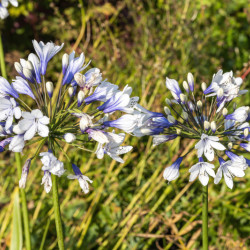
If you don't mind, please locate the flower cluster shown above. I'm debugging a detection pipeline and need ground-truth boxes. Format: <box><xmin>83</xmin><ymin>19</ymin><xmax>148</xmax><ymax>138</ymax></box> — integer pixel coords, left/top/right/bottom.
<box><xmin>0</xmin><ymin>40</ymin><xmax>136</xmax><ymax>193</ymax></box>
<box><xmin>105</xmin><ymin>70</ymin><xmax>249</xmax><ymax>189</ymax></box>
<box><xmin>0</xmin><ymin>0</ymin><xmax>18</xmax><ymax>19</ymax></box>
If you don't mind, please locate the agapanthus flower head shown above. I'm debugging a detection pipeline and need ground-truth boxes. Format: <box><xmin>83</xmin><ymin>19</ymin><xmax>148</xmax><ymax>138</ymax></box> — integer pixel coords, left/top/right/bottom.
<box><xmin>133</xmin><ymin>70</ymin><xmax>249</xmax><ymax>188</ymax></box>
<box><xmin>0</xmin><ymin>40</ymin><xmax>136</xmax><ymax>194</ymax></box>
<box><xmin>0</xmin><ymin>0</ymin><xmax>18</xmax><ymax>19</ymax></box>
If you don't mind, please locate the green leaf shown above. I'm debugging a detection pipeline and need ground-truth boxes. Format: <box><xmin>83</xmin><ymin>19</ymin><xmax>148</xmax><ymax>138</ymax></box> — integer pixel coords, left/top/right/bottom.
<box><xmin>10</xmin><ymin>188</ymin><xmax>23</xmax><ymax>250</ymax></box>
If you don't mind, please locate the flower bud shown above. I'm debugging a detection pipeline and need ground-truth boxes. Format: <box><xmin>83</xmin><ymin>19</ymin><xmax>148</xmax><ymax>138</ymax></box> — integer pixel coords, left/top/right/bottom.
<box><xmin>183</xmin><ymin>81</ymin><xmax>189</xmax><ymax>93</ymax></box>
<box><xmin>201</xmin><ymin>82</ymin><xmax>207</xmax><ymax>92</ymax></box>
<box><xmin>222</xmin><ymin>108</ymin><xmax>228</xmax><ymax>116</ymax></box>
<box><xmin>197</xmin><ymin>100</ymin><xmax>202</xmax><ymax>109</ymax></box>
<box><xmin>217</xmin><ymin>88</ymin><xmax>224</xmax><ymax>98</ymax></box>
<box><xmin>182</xmin><ymin>111</ymin><xmax>188</xmax><ymax>120</ymax></box>
<box><xmin>26</xmin><ymin>60</ymin><xmax>34</xmax><ymax>71</ymax></box>
<box><xmin>74</xmin><ymin>73</ymin><xmax>86</xmax><ymax>88</ymax></box>
<box><xmin>77</xmin><ymin>90</ymin><xmax>85</xmax><ymax>107</ymax></box>
<box><xmin>23</xmin><ymin>68</ymin><xmax>33</xmax><ymax>82</ymax></box>
<box><xmin>165</xmin><ymin>98</ymin><xmax>172</xmax><ymax>106</ymax></box>
<box><xmin>68</xmin><ymin>87</ymin><xmax>74</xmax><ymax>97</ymax></box>
<box><xmin>211</xmin><ymin>121</ymin><xmax>216</xmax><ymax>133</ymax></box>
<box><xmin>188</xmin><ymin>101</ymin><xmax>194</xmax><ymax>111</ymax></box>
<box><xmin>164</xmin><ymin>106</ymin><xmax>171</xmax><ymax>115</ymax></box>
<box><xmin>19</xmin><ymin>158</ymin><xmax>31</xmax><ymax>189</ymax></box>
<box><xmin>187</xmin><ymin>72</ymin><xmax>194</xmax><ymax>92</ymax></box>
<box><xmin>233</xmin><ymin>103</ymin><xmax>237</xmax><ymax>110</ymax></box>
<box><xmin>46</xmin><ymin>81</ymin><xmax>54</xmax><ymax>98</ymax></box>
<box><xmin>80</xmin><ymin>114</ymin><xmax>92</xmax><ymax>131</ymax></box>
<box><xmin>176</xmin><ymin>128</ymin><xmax>181</xmax><ymax>135</ymax></box>
<box><xmin>14</xmin><ymin>62</ymin><xmax>23</xmax><ymax>74</ymax></box>
<box><xmin>180</xmin><ymin>93</ymin><xmax>187</xmax><ymax>103</ymax></box>
<box><xmin>64</xmin><ymin>133</ymin><xmax>76</xmax><ymax>143</ymax></box>
<box><xmin>244</xmin><ymin>128</ymin><xmax>249</xmax><ymax>138</ymax></box>
<box><xmin>0</xmin><ymin>125</ymin><xmax>4</xmax><ymax>134</ymax></box>
<box><xmin>168</xmin><ymin>115</ymin><xmax>176</xmax><ymax>124</ymax></box>
<box><xmin>204</xmin><ymin>121</ymin><xmax>210</xmax><ymax>130</ymax></box>
<box><xmin>228</xmin><ymin>142</ymin><xmax>233</xmax><ymax>150</ymax></box>
<box><xmin>62</xmin><ymin>53</ymin><xmax>69</xmax><ymax>75</ymax></box>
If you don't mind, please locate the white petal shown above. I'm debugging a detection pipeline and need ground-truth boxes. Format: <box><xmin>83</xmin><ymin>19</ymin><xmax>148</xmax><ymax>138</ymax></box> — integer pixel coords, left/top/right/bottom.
<box><xmin>24</xmin><ymin>123</ymin><xmax>37</xmax><ymax>140</ymax></box>
<box><xmin>214</xmin><ymin>167</ymin><xmax>222</xmax><ymax>184</ymax></box>
<box><xmin>67</xmin><ymin>175</ymin><xmax>78</xmax><ymax>180</ymax></box>
<box><xmin>199</xmin><ymin>172</ymin><xmax>209</xmax><ymax>186</ymax></box>
<box><xmin>31</xmin><ymin>109</ymin><xmax>43</xmax><ymax>118</ymax></box>
<box><xmin>204</xmin><ymin>143</ymin><xmax>214</xmax><ymax>161</ymax></box>
<box><xmin>209</xmin><ymin>140</ymin><xmax>226</xmax><ymax>151</ymax></box>
<box><xmin>37</xmin><ymin>123</ymin><xmax>49</xmax><ymax>137</ymax></box>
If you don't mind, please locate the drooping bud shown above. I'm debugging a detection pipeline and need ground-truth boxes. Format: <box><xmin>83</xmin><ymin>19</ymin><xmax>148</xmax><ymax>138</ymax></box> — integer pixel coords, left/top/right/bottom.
<box><xmin>228</xmin><ymin>142</ymin><xmax>233</xmax><ymax>150</ymax></box>
<box><xmin>244</xmin><ymin>128</ymin><xmax>249</xmax><ymax>138</ymax></box>
<box><xmin>197</xmin><ymin>100</ymin><xmax>202</xmax><ymax>109</ymax></box>
<box><xmin>180</xmin><ymin>93</ymin><xmax>187</xmax><ymax>103</ymax></box>
<box><xmin>182</xmin><ymin>111</ymin><xmax>188</xmax><ymax>120</ymax></box>
<box><xmin>74</xmin><ymin>73</ymin><xmax>86</xmax><ymax>88</ymax></box>
<box><xmin>62</xmin><ymin>53</ymin><xmax>69</xmax><ymax>75</ymax></box>
<box><xmin>80</xmin><ymin>114</ymin><xmax>92</xmax><ymax>132</ymax></box>
<box><xmin>187</xmin><ymin>72</ymin><xmax>194</xmax><ymax>92</ymax></box>
<box><xmin>201</xmin><ymin>82</ymin><xmax>207</xmax><ymax>92</ymax></box>
<box><xmin>68</xmin><ymin>87</ymin><xmax>74</xmax><ymax>97</ymax></box>
<box><xmin>165</xmin><ymin>98</ymin><xmax>172</xmax><ymax>106</ymax></box>
<box><xmin>222</xmin><ymin>108</ymin><xmax>228</xmax><ymax>116</ymax></box>
<box><xmin>77</xmin><ymin>90</ymin><xmax>85</xmax><ymax>107</ymax></box>
<box><xmin>64</xmin><ymin>133</ymin><xmax>76</xmax><ymax>143</ymax></box>
<box><xmin>164</xmin><ymin>106</ymin><xmax>171</xmax><ymax>115</ymax></box>
<box><xmin>41</xmin><ymin>171</ymin><xmax>52</xmax><ymax>193</ymax></box>
<box><xmin>14</xmin><ymin>62</ymin><xmax>23</xmax><ymax>75</ymax></box>
<box><xmin>46</xmin><ymin>81</ymin><xmax>54</xmax><ymax>98</ymax></box>
<box><xmin>204</xmin><ymin>121</ymin><xmax>210</xmax><ymax>130</ymax></box>
<box><xmin>183</xmin><ymin>81</ymin><xmax>189</xmax><ymax>93</ymax></box>
<box><xmin>168</xmin><ymin>115</ymin><xmax>176</xmax><ymax>124</ymax></box>
<box><xmin>211</xmin><ymin>121</ymin><xmax>216</xmax><ymax>133</ymax></box>
<box><xmin>217</xmin><ymin>88</ymin><xmax>224</xmax><ymax>98</ymax></box>
<box><xmin>19</xmin><ymin>158</ymin><xmax>31</xmax><ymax>189</ymax></box>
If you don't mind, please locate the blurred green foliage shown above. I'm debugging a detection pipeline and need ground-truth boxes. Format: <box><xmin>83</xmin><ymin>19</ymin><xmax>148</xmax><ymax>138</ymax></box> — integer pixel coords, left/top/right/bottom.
<box><xmin>0</xmin><ymin>0</ymin><xmax>250</xmax><ymax>249</ymax></box>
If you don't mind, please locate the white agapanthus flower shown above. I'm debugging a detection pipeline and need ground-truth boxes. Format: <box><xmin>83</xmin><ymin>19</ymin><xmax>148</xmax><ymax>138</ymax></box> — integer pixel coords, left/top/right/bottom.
<box><xmin>0</xmin><ymin>97</ymin><xmax>21</xmax><ymax>130</ymax></box>
<box><xmin>96</xmin><ymin>132</ymin><xmax>133</xmax><ymax>163</ymax></box>
<box><xmin>9</xmin><ymin>134</ymin><xmax>25</xmax><ymax>152</ymax></box>
<box><xmin>195</xmin><ymin>134</ymin><xmax>226</xmax><ymax>161</ymax></box>
<box><xmin>15</xmin><ymin>109</ymin><xmax>49</xmax><ymax>141</ymax></box>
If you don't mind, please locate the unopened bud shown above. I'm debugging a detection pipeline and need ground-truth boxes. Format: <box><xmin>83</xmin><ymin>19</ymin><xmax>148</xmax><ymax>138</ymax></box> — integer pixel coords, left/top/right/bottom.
<box><xmin>217</xmin><ymin>88</ymin><xmax>224</xmax><ymax>98</ymax></box>
<box><xmin>168</xmin><ymin>115</ymin><xmax>176</xmax><ymax>124</ymax></box>
<box><xmin>201</xmin><ymin>82</ymin><xmax>207</xmax><ymax>92</ymax></box>
<box><xmin>46</xmin><ymin>81</ymin><xmax>54</xmax><ymax>98</ymax></box>
<box><xmin>77</xmin><ymin>90</ymin><xmax>85</xmax><ymax>107</ymax></box>
<box><xmin>14</xmin><ymin>62</ymin><xmax>23</xmax><ymax>74</ymax></box>
<box><xmin>183</xmin><ymin>81</ymin><xmax>189</xmax><ymax>93</ymax></box>
<box><xmin>23</xmin><ymin>68</ymin><xmax>33</xmax><ymax>81</ymax></box>
<box><xmin>211</xmin><ymin>121</ymin><xmax>216</xmax><ymax>133</ymax></box>
<box><xmin>222</xmin><ymin>108</ymin><xmax>228</xmax><ymax>116</ymax></box>
<box><xmin>176</xmin><ymin>128</ymin><xmax>181</xmax><ymax>135</ymax></box>
<box><xmin>165</xmin><ymin>98</ymin><xmax>172</xmax><ymax>106</ymax></box>
<box><xmin>80</xmin><ymin>114</ymin><xmax>92</xmax><ymax>131</ymax></box>
<box><xmin>164</xmin><ymin>106</ymin><xmax>171</xmax><ymax>115</ymax></box>
<box><xmin>64</xmin><ymin>133</ymin><xmax>76</xmax><ymax>143</ymax></box>
<box><xmin>182</xmin><ymin>111</ymin><xmax>188</xmax><ymax>120</ymax></box>
<box><xmin>233</xmin><ymin>103</ymin><xmax>237</xmax><ymax>110</ymax></box>
<box><xmin>188</xmin><ymin>101</ymin><xmax>194</xmax><ymax>111</ymax></box>
<box><xmin>19</xmin><ymin>159</ymin><xmax>31</xmax><ymax>189</ymax></box>
<box><xmin>180</xmin><ymin>93</ymin><xmax>187</xmax><ymax>103</ymax></box>
<box><xmin>26</xmin><ymin>61</ymin><xmax>34</xmax><ymax>71</ymax></box>
<box><xmin>68</xmin><ymin>87</ymin><xmax>74</xmax><ymax>97</ymax></box>
<box><xmin>204</xmin><ymin>121</ymin><xmax>210</xmax><ymax>130</ymax></box>
<box><xmin>0</xmin><ymin>125</ymin><xmax>4</xmax><ymax>134</ymax></box>
<box><xmin>228</xmin><ymin>142</ymin><xmax>233</xmax><ymax>150</ymax></box>
<box><xmin>244</xmin><ymin>128</ymin><xmax>249</xmax><ymax>138</ymax></box>
<box><xmin>62</xmin><ymin>53</ymin><xmax>69</xmax><ymax>74</ymax></box>
<box><xmin>187</xmin><ymin>72</ymin><xmax>194</xmax><ymax>92</ymax></box>
<box><xmin>74</xmin><ymin>73</ymin><xmax>86</xmax><ymax>88</ymax></box>
<box><xmin>197</xmin><ymin>100</ymin><xmax>202</xmax><ymax>109</ymax></box>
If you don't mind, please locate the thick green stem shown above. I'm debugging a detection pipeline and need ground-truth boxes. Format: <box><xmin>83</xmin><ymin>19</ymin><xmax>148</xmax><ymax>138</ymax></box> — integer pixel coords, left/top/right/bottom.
<box><xmin>15</xmin><ymin>153</ymin><xmax>31</xmax><ymax>250</ymax></box>
<box><xmin>52</xmin><ymin>174</ymin><xmax>65</xmax><ymax>250</ymax></box>
<box><xmin>0</xmin><ymin>34</ymin><xmax>7</xmax><ymax>78</ymax></box>
<box><xmin>202</xmin><ymin>185</ymin><xmax>208</xmax><ymax>250</ymax></box>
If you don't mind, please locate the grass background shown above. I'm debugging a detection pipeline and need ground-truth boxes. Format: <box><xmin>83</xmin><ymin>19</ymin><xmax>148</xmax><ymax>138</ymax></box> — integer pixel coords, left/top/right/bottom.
<box><xmin>0</xmin><ymin>0</ymin><xmax>250</xmax><ymax>249</ymax></box>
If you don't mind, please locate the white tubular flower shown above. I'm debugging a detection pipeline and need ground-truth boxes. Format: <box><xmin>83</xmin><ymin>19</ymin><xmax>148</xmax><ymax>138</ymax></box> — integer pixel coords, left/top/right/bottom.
<box><xmin>0</xmin><ymin>97</ymin><xmax>21</xmax><ymax>130</ymax></box>
<box><xmin>214</xmin><ymin>158</ymin><xmax>245</xmax><ymax>189</ymax></box>
<box><xmin>41</xmin><ymin>171</ymin><xmax>52</xmax><ymax>193</ymax></box>
<box><xmin>163</xmin><ymin>157</ymin><xmax>183</xmax><ymax>182</ymax></box>
<box><xmin>189</xmin><ymin>159</ymin><xmax>215</xmax><ymax>186</ymax></box>
<box><xmin>64</xmin><ymin>133</ymin><xmax>76</xmax><ymax>143</ymax></box>
<box><xmin>95</xmin><ymin>132</ymin><xmax>133</xmax><ymax>163</ymax></box>
<box><xmin>16</xmin><ymin>109</ymin><xmax>49</xmax><ymax>141</ymax></box>
<box><xmin>195</xmin><ymin>134</ymin><xmax>226</xmax><ymax>161</ymax></box>
<box><xmin>40</xmin><ymin>152</ymin><xmax>65</xmax><ymax>177</ymax></box>
<box><xmin>9</xmin><ymin>135</ymin><xmax>25</xmax><ymax>152</ymax></box>
<box><xmin>67</xmin><ymin>164</ymin><xmax>93</xmax><ymax>194</ymax></box>
<box><xmin>225</xmin><ymin>106</ymin><xmax>249</xmax><ymax>123</ymax></box>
